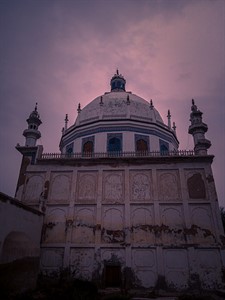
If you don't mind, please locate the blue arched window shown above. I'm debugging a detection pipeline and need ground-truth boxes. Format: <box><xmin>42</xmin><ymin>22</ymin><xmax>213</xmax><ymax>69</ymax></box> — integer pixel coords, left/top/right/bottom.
<box><xmin>108</xmin><ymin>137</ymin><xmax>121</xmax><ymax>152</ymax></box>
<box><xmin>66</xmin><ymin>143</ymin><xmax>74</xmax><ymax>155</ymax></box>
<box><xmin>159</xmin><ymin>139</ymin><xmax>169</xmax><ymax>155</ymax></box>
<box><xmin>107</xmin><ymin>134</ymin><xmax>122</xmax><ymax>153</ymax></box>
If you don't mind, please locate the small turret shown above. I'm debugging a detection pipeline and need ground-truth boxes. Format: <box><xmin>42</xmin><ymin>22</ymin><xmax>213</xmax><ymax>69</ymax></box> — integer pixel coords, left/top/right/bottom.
<box><xmin>23</xmin><ymin>103</ymin><xmax>42</xmax><ymax>147</ymax></box>
<box><xmin>110</xmin><ymin>69</ymin><xmax>126</xmax><ymax>92</ymax></box>
<box><xmin>188</xmin><ymin>99</ymin><xmax>211</xmax><ymax>155</ymax></box>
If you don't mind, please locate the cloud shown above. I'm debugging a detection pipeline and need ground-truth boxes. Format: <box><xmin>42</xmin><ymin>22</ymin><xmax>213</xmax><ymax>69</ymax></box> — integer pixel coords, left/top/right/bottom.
<box><xmin>0</xmin><ymin>0</ymin><xmax>224</xmax><ymax>206</ymax></box>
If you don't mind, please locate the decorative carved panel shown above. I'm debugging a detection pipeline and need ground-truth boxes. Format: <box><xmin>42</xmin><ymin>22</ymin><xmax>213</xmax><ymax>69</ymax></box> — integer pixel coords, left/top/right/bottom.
<box><xmin>157</xmin><ymin>170</ymin><xmax>180</xmax><ymax>201</ymax></box>
<box><xmin>130</xmin><ymin>171</ymin><xmax>152</xmax><ymax>202</ymax></box>
<box><xmin>76</xmin><ymin>172</ymin><xmax>98</xmax><ymax>203</ymax></box>
<box><xmin>103</xmin><ymin>171</ymin><xmax>124</xmax><ymax>203</ymax></box>
<box><xmin>49</xmin><ymin>173</ymin><xmax>72</xmax><ymax>203</ymax></box>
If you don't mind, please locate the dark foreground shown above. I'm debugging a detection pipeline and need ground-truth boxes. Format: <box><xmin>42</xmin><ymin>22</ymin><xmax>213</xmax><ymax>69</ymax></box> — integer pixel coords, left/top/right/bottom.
<box><xmin>2</xmin><ymin>277</ymin><xmax>225</xmax><ymax>300</ymax></box>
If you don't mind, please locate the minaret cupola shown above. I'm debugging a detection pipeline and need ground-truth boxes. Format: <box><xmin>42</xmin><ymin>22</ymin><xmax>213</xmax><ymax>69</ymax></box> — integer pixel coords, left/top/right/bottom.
<box><xmin>23</xmin><ymin>103</ymin><xmax>42</xmax><ymax>147</ymax></box>
<box><xmin>188</xmin><ymin>99</ymin><xmax>211</xmax><ymax>155</ymax></box>
<box><xmin>110</xmin><ymin>69</ymin><xmax>126</xmax><ymax>92</ymax></box>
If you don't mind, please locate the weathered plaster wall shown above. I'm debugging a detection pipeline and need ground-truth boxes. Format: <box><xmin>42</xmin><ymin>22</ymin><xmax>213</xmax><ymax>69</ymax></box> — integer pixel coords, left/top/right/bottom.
<box><xmin>19</xmin><ymin>157</ymin><xmax>225</xmax><ymax>290</ymax></box>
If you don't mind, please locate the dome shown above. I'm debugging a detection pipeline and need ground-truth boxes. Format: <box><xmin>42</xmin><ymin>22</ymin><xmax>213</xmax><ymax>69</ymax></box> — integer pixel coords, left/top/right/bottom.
<box><xmin>77</xmin><ymin>91</ymin><xmax>165</xmax><ymax>127</ymax></box>
<box><xmin>60</xmin><ymin>72</ymin><xmax>178</xmax><ymax>154</ymax></box>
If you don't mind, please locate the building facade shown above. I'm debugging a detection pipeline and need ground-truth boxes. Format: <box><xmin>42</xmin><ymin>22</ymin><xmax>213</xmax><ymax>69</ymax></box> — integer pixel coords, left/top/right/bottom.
<box><xmin>14</xmin><ymin>72</ymin><xmax>225</xmax><ymax>290</ymax></box>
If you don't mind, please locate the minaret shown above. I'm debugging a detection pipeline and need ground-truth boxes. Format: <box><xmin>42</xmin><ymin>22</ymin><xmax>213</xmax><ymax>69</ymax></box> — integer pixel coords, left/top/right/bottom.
<box><xmin>188</xmin><ymin>99</ymin><xmax>211</xmax><ymax>155</ymax></box>
<box><xmin>23</xmin><ymin>103</ymin><xmax>42</xmax><ymax>147</ymax></box>
<box><xmin>15</xmin><ymin>103</ymin><xmax>43</xmax><ymax>200</ymax></box>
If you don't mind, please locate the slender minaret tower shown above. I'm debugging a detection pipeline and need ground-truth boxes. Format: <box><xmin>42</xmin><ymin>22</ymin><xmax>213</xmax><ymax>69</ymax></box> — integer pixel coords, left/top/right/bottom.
<box><xmin>23</xmin><ymin>103</ymin><xmax>42</xmax><ymax>147</ymax></box>
<box><xmin>15</xmin><ymin>104</ymin><xmax>43</xmax><ymax>200</ymax></box>
<box><xmin>188</xmin><ymin>99</ymin><xmax>211</xmax><ymax>155</ymax></box>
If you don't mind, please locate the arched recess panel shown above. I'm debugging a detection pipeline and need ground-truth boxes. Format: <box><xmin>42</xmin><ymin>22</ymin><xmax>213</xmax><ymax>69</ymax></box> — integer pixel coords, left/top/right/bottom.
<box><xmin>185</xmin><ymin>169</ymin><xmax>207</xmax><ymax>199</ymax></box>
<box><xmin>43</xmin><ymin>208</ymin><xmax>66</xmax><ymax>243</ymax></box>
<box><xmin>49</xmin><ymin>173</ymin><xmax>71</xmax><ymax>203</ymax></box>
<box><xmin>131</xmin><ymin>249</ymin><xmax>157</xmax><ymax>288</ymax></box>
<box><xmin>160</xmin><ymin>206</ymin><xmax>185</xmax><ymax>244</ymax></box>
<box><xmin>189</xmin><ymin>205</ymin><xmax>215</xmax><ymax>244</ymax></box>
<box><xmin>24</xmin><ymin>174</ymin><xmax>44</xmax><ymax>203</ymax></box>
<box><xmin>1</xmin><ymin>231</ymin><xmax>39</xmax><ymax>263</ymax></box>
<box><xmin>102</xmin><ymin>207</ymin><xmax>124</xmax><ymax>243</ymax></box>
<box><xmin>72</xmin><ymin>207</ymin><xmax>95</xmax><ymax>243</ymax></box>
<box><xmin>131</xmin><ymin>207</ymin><xmax>154</xmax><ymax>243</ymax></box>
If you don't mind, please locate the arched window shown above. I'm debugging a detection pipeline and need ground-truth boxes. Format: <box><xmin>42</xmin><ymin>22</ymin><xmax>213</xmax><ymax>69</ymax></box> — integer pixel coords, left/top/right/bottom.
<box><xmin>108</xmin><ymin>137</ymin><xmax>121</xmax><ymax>152</ymax></box>
<box><xmin>66</xmin><ymin>143</ymin><xmax>74</xmax><ymax>156</ymax></box>
<box><xmin>160</xmin><ymin>144</ymin><xmax>169</xmax><ymax>155</ymax></box>
<box><xmin>136</xmin><ymin>139</ymin><xmax>148</xmax><ymax>152</ymax></box>
<box><xmin>83</xmin><ymin>141</ymin><xmax>94</xmax><ymax>155</ymax></box>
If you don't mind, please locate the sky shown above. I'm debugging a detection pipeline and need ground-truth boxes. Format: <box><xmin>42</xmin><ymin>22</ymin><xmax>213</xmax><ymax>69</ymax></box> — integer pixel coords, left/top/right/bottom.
<box><xmin>0</xmin><ymin>0</ymin><xmax>224</xmax><ymax>206</ymax></box>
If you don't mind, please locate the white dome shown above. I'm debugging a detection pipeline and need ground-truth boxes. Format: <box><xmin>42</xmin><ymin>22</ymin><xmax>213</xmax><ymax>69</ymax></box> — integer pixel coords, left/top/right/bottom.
<box><xmin>60</xmin><ymin>73</ymin><xmax>179</xmax><ymax>154</ymax></box>
<box><xmin>77</xmin><ymin>91</ymin><xmax>164</xmax><ymax>126</ymax></box>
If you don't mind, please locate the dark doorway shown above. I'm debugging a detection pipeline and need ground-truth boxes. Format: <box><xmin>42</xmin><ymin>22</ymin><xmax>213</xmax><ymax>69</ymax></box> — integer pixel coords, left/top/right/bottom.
<box><xmin>105</xmin><ymin>265</ymin><xmax>121</xmax><ymax>287</ymax></box>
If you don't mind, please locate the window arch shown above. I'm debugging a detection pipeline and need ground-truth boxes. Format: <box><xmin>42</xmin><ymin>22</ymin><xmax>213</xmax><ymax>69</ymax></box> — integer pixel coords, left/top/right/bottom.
<box><xmin>83</xmin><ymin>141</ymin><xmax>94</xmax><ymax>154</ymax></box>
<box><xmin>82</xmin><ymin>136</ymin><xmax>95</xmax><ymax>156</ymax></box>
<box><xmin>66</xmin><ymin>143</ymin><xmax>74</xmax><ymax>155</ymax></box>
<box><xmin>159</xmin><ymin>140</ymin><xmax>169</xmax><ymax>155</ymax></box>
<box><xmin>107</xmin><ymin>133</ymin><xmax>122</xmax><ymax>153</ymax></box>
<box><xmin>108</xmin><ymin>137</ymin><xmax>121</xmax><ymax>152</ymax></box>
<box><xmin>136</xmin><ymin>139</ymin><xmax>148</xmax><ymax>152</ymax></box>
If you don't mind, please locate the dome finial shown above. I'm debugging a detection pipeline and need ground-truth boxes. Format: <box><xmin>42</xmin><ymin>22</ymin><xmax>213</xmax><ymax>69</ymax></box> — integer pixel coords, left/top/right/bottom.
<box><xmin>35</xmin><ymin>102</ymin><xmax>38</xmax><ymax>111</ymax></box>
<box><xmin>191</xmin><ymin>99</ymin><xmax>198</xmax><ymax>112</ymax></box>
<box><xmin>150</xmin><ymin>99</ymin><xmax>154</xmax><ymax>109</ymax></box>
<box><xmin>110</xmin><ymin>71</ymin><xmax>126</xmax><ymax>92</ymax></box>
<box><xmin>167</xmin><ymin>109</ymin><xmax>171</xmax><ymax>129</ymax></box>
<box><xmin>64</xmin><ymin>114</ymin><xmax>68</xmax><ymax>130</ymax></box>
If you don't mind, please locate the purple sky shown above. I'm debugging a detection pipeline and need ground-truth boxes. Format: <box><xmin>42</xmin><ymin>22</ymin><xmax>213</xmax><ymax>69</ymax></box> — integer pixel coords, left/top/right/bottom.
<box><xmin>0</xmin><ymin>0</ymin><xmax>224</xmax><ymax>206</ymax></box>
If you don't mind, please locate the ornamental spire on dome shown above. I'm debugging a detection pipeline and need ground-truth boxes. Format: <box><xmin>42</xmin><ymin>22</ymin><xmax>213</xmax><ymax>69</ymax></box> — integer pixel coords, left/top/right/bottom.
<box><xmin>64</xmin><ymin>114</ymin><xmax>68</xmax><ymax>130</ymax></box>
<box><xmin>110</xmin><ymin>70</ymin><xmax>126</xmax><ymax>92</ymax></box>
<box><xmin>150</xmin><ymin>99</ymin><xmax>154</xmax><ymax>109</ymax></box>
<box><xmin>167</xmin><ymin>109</ymin><xmax>171</xmax><ymax>129</ymax></box>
